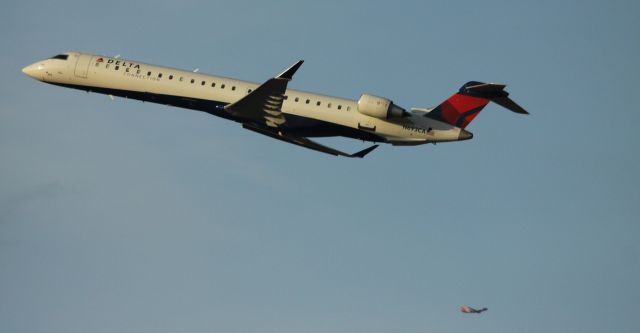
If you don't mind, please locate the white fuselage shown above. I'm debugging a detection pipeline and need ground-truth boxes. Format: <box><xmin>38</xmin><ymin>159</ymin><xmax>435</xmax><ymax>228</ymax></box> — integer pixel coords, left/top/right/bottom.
<box><xmin>22</xmin><ymin>52</ymin><xmax>465</xmax><ymax>144</ymax></box>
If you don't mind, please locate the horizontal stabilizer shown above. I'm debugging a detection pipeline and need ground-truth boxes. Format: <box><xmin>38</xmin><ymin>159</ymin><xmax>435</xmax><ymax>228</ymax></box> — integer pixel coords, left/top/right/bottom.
<box><xmin>465</xmin><ymin>82</ymin><xmax>506</xmax><ymax>93</ymax></box>
<box><xmin>492</xmin><ymin>96</ymin><xmax>528</xmax><ymax>114</ymax></box>
<box><xmin>463</xmin><ymin>82</ymin><xmax>529</xmax><ymax>114</ymax></box>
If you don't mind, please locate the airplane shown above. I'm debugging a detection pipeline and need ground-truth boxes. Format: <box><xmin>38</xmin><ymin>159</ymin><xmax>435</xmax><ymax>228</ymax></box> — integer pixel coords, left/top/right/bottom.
<box><xmin>460</xmin><ymin>305</ymin><xmax>488</xmax><ymax>314</ymax></box>
<box><xmin>22</xmin><ymin>52</ymin><xmax>528</xmax><ymax>158</ymax></box>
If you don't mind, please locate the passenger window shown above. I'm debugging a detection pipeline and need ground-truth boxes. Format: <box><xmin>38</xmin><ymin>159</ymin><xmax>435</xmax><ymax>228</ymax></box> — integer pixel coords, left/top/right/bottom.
<box><xmin>212</xmin><ymin>82</ymin><xmax>216</xmax><ymax>87</ymax></box>
<box><xmin>169</xmin><ymin>75</ymin><xmax>173</xmax><ymax>80</ymax></box>
<box><xmin>316</xmin><ymin>101</ymin><xmax>321</xmax><ymax>106</ymax></box>
<box><xmin>327</xmin><ymin>103</ymin><xmax>331</xmax><ymax>108</ymax></box>
<box><xmin>247</xmin><ymin>89</ymin><xmax>252</xmax><ymax>93</ymax></box>
<box><xmin>305</xmin><ymin>99</ymin><xmax>310</xmax><ymax>104</ymax></box>
<box><xmin>338</xmin><ymin>105</ymin><xmax>342</xmax><ymax>110</ymax></box>
<box><xmin>221</xmin><ymin>84</ymin><xmax>225</xmax><ymax>89</ymax></box>
<box><xmin>115</xmin><ymin>66</ymin><xmax>119</xmax><ymax>70</ymax></box>
<box><xmin>136</xmin><ymin>69</ymin><xmax>140</xmax><ymax>74</ymax></box>
<box><xmin>201</xmin><ymin>81</ymin><xmax>206</xmax><ymax>86</ymax></box>
<box><xmin>190</xmin><ymin>79</ymin><xmax>195</xmax><ymax>84</ymax></box>
<box><xmin>147</xmin><ymin>71</ymin><xmax>151</xmax><ymax>76</ymax></box>
<box><xmin>158</xmin><ymin>73</ymin><xmax>162</xmax><ymax>78</ymax></box>
<box><xmin>232</xmin><ymin>86</ymin><xmax>236</xmax><ymax>91</ymax></box>
<box><xmin>295</xmin><ymin>97</ymin><xmax>299</xmax><ymax>102</ymax></box>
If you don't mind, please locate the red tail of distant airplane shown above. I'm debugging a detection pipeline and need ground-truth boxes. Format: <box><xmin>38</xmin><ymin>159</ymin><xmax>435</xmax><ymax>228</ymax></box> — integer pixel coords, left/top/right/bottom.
<box><xmin>461</xmin><ymin>305</ymin><xmax>488</xmax><ymax>314</ymax></box>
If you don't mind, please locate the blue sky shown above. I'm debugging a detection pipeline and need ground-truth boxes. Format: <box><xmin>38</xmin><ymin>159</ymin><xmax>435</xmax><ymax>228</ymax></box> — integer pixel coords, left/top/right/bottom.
<box><xmin>1</xmin><ymin>1</ymin><xmax>639</xmax><ymax>332</ymax></box>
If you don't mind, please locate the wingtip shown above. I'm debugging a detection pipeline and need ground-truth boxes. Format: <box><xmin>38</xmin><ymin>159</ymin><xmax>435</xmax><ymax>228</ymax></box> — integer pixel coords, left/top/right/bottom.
<box><xmin>350</xmin><ymin>144</ymin><xmax>379</xmax><ymax>158</ymax></box>
<box><xmin>277</xmin><ymin>60</ymin><xmax>304</xmax><ymax>80</ymax></box>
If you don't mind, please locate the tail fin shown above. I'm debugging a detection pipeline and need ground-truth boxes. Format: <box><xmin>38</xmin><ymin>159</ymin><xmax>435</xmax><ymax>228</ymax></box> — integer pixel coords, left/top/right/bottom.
<box><xmin>426</xmin><ymin>81</ymin><xmax>528</xmax><ymax>128</ymax></box>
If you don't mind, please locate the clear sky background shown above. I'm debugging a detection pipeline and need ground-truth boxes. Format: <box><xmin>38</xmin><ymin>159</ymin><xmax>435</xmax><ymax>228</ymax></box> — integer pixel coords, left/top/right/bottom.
<box><xmin>1</xmin><ymin>1</ymin><xmax>639</xmax><ymax>332</ymax></box>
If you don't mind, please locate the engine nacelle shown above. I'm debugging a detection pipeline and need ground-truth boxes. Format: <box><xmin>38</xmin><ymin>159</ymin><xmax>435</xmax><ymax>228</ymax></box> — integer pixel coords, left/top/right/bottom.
<box><xmin>357</xmin><ymin>94</ymin><xmax>406</xmax><ymax>119</ymax></box>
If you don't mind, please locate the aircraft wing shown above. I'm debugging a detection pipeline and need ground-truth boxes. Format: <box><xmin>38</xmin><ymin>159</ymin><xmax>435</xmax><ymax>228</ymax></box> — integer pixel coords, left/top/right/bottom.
<box><xmin>224</xmin><ymin>60</ymin><xmax>303</xmax><ymax>127</ymax></box>
<box><xmin>242</xmin><ymin>123</ymin><xmax>378</xmax><ymax>158</ymax></box>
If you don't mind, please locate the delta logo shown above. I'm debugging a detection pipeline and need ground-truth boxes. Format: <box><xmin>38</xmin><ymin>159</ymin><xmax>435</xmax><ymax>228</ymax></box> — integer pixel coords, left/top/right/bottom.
<box><xmin>96</xmin><ymin>57</ymin><xmax>140</xmax><ymax>69</ymax></box>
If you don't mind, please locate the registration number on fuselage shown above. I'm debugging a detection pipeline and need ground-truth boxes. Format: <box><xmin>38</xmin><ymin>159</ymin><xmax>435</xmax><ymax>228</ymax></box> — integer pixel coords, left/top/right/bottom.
<box><xmin>402</xmin><ymin>125</ymin><xmax>428</xmax><ymax>134</ymax></box>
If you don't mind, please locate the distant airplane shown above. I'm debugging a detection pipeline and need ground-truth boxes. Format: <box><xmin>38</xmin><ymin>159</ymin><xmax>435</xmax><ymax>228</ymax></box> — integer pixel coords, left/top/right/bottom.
<box><xmin>22</xmin><ymin>52</ymin><xmax>528</xmax><ymax>158</ymax></box>
<box><xmin>461</xmin><ymin>305</ymin><xmax>488</xmax><ymax>314</ymax></box>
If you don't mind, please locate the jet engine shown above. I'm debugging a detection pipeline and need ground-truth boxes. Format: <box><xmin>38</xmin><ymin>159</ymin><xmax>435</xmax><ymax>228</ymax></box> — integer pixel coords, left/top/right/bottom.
<box><xmin>357</xmin><ymin>94</ymin><xmax>407</xmax><ymax>119</ymax></box>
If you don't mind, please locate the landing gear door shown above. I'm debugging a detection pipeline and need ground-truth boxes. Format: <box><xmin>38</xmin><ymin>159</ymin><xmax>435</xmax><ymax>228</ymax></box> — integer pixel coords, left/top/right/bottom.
<box><xmin>74</xmin><ymin>54</ymin><xmax>92</xmax><ymax>78</ymax></box>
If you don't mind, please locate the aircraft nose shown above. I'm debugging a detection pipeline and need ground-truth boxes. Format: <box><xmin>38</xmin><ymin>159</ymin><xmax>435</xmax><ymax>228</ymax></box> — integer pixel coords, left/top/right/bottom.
<box><xmin>22</xmin><ymin>62</ymin><xmax>42</xmax><ymax>80</ymax></box>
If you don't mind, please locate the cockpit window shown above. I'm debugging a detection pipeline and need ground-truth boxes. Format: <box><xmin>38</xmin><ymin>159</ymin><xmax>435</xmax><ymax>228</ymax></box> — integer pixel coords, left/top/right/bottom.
<box><xmin>50</xmin><ymin>54</ymin><xmax>68</xmax><ymax>60</ymax></box>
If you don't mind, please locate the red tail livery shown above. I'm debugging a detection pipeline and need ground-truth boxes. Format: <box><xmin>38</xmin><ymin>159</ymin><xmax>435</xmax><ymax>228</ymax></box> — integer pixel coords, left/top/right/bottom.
<box><xmin>427</xmin><ymin>81</ymin><xmax>528</xmax><ymax>129</ymax></box>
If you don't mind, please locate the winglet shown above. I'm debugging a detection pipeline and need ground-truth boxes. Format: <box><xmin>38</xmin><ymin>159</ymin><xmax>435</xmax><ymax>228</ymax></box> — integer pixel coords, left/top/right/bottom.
<box><xmin>350</xmin><ymin>144</ymin><xmax>379</xmax><ymax>158</ymax></box>
<box><xmin>276</xmin><ymin>60</ymin><xmax>304</xmax><ymax>81</ymax></box>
